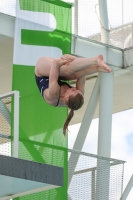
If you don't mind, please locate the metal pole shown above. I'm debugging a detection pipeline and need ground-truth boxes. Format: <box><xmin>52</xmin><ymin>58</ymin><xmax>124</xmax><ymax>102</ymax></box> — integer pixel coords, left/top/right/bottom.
<box><xmin>91</xmin><ymin>170</ymin><xmax>96</xmax><ymax>200</ymax></box>
<box><xmin>13</xmin><ymin>91</ymin><xmax>19</xmax><ymax>158</ymax></box>
<box><xmin>98</xmin><ymin>0</ymin><xmax>109</xmax><ymax>44</ymax></box>
<box><xmin>98</xmin><ymin>71</ymin><xmax>114</xmax><ymax>156</ymax></box>
<box><xmin>96</xmin><ymin>1</ymin><xmax>113</xmax><ymax>200</ymax></box>
<box><xmin>132</xmin><ymin>23</ymin><xmax>133</xmax><ymax>46</ymax></box>
<box><xmin>122</xmin><ymin>174</ymin><xmax>133</xmax><ymax>200</ymax></box>
<box><xmin>73</xmin><ymin>0</ymin><xmax>78</xmax><ymax>53</ymax></box>
<box><xmin>74</xmin><ymin>0</ymin><xmax>78</xmax><ymax>35</ymax></box>
<box><xmin>68</xmin><ymin>75</ymin><xmax>100</xmax><ymax>185</ymax></box>
<box><xmin>96</xmin><ymin>72</ymin><xmax>114</xmax><ymax>200</ymax></box>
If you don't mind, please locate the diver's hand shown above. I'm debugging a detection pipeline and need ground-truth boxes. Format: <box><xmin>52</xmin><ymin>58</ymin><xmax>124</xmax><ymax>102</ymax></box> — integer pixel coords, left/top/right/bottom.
<box><xmin>53</xmin><ymin>58</ymin><xmax>68</xmax><ymax>67</ymax></box>
<box><xmin>61</xmin><ymin>54</ymin><xmax>76</xmax><ymax>62</ymax></box>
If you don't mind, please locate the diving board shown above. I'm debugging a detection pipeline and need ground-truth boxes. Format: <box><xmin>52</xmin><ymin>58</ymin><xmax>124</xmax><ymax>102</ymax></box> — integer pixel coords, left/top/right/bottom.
<box><xmin>0</xmin><ymin>155</ymin><xmax>63</xmax><ymax>200</ymax></box>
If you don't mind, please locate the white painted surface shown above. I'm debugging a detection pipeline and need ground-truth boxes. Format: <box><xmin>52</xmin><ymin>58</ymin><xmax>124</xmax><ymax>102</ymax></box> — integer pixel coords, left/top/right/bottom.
<box><xmin>0</xmin><ymin>175</ymin><xmax>59</xmax><ymax>200</ymax></box>
<box><xmin>122</xmin><ymin>175</ymin><xmax>133</xmax><ymax>200</ymax></box>
<box><xmin>13</xmin><ymin>91</ymin><xmax>19</xmax><ymax>158</ymax></box>
<box><xmin>68</xmin><ymin>75</ymin><xmax>100</xmax><ymax>185</ymax></box>
<box><xmin>0</xmin><ymin>13</ymin><xmax>123</xmax><ymax>67</ymax></box>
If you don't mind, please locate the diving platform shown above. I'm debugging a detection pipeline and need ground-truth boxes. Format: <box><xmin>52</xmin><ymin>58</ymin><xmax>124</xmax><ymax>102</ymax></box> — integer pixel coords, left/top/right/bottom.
<box><xmin>0</xmin><ymin>154</ymin><xmax>63</xmax><ymax>200</ymax></box>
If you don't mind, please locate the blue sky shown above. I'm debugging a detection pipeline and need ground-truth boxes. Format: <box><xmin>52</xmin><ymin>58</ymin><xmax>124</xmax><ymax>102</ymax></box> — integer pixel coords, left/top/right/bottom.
<box><xmin>68</xmin><ymin>109</ymin><xmax>133</xmax><ymax>200</ymax></box>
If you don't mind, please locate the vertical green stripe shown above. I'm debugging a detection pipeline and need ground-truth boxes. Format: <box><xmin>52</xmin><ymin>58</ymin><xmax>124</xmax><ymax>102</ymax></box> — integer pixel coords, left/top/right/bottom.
<box><xmin>12</xmin><ymin>0</ymin><xmax>71</xmax><ymax>199</ymax></box>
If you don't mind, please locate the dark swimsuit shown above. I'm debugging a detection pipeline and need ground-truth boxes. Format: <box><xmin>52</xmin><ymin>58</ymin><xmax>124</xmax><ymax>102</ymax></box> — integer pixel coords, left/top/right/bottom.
<box><xmin>35</xmin><ymin>75</ymin><xmax>72</xmax><ymax>106</ymax></box>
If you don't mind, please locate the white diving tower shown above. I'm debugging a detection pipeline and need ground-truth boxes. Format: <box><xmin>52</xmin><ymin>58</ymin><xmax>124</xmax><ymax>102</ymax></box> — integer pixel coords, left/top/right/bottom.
<box><xmin>0</xmin><ymin>0</ymin><xmax>133</xmax><ymax>199</ymax></box>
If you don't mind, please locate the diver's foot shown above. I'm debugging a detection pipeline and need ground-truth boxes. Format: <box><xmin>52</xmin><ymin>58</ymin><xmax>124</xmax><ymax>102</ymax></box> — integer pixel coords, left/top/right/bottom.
<box><xmin>97</xmin><ymin>55</ymin><xmax>112</xmax><ymax>73</ymax></box>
